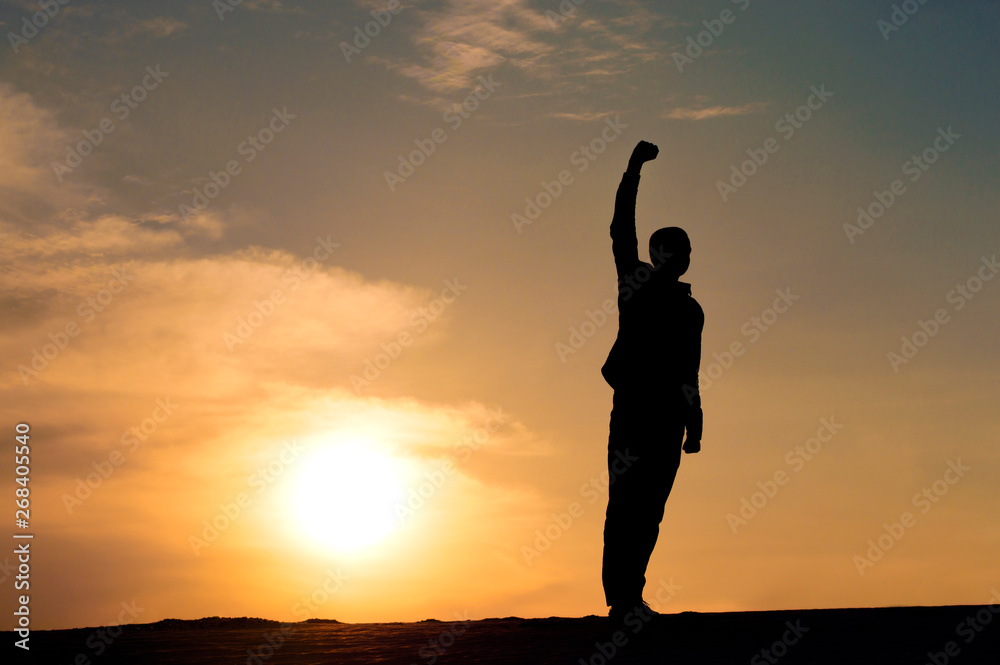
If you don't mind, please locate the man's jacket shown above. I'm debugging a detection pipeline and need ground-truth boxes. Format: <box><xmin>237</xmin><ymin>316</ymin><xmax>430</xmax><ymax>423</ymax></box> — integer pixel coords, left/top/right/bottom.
<box><xmin>601</xmin><ymin>171</ymin><xmax>704</xmax><ymax>440</ymax></box>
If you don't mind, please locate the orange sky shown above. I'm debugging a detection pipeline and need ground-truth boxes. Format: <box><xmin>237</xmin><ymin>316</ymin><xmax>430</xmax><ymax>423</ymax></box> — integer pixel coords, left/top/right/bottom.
<box><xmin>2</xmin><ymin>0</ymin><xmax>999</xmax><ymax>630</ymax></box>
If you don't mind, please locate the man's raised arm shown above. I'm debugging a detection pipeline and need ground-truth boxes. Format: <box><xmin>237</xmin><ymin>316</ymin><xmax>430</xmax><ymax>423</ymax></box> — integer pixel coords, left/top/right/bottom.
<box><xmin>611</xmin><ymin>141</ymin><xmax>659</xmax><ymax>278</ymax></box>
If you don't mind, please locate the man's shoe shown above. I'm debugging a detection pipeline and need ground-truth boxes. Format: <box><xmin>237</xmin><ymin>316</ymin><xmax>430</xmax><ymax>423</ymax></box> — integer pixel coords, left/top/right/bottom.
<box><xmin>609</xmin><ymin>599</ymin><xmax>656</xmax><ymax>623</ymax></box>
<box><xmin>638</xmin><ymin>599</ymin><xmax>662</xmax><ymax>619</ymax></box>
<box><xmin>608</xmin><ymin>603</ymin><xmax>633</xmax><ymax>623</ymax></box>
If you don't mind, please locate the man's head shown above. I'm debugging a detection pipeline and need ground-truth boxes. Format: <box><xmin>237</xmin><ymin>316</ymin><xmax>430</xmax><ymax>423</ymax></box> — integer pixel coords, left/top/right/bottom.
<box><xmin>649</xmin><ymin>227</ymin><xmax>691</xmax><ymax>279</ymax></box>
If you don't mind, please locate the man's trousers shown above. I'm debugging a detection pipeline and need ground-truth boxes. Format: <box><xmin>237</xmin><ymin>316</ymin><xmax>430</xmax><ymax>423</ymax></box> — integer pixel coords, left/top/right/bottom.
<box><xmin>602</xmin><ymin>390</ymin><xmax>685</xmax><ymax>607</ymax></box>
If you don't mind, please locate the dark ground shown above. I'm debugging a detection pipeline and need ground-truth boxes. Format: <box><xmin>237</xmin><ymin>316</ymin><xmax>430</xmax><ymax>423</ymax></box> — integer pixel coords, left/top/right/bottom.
<box><xmin>5</xmin><ymin>605</ymin><xmax>999</xmax><ymax>664</ymax></box>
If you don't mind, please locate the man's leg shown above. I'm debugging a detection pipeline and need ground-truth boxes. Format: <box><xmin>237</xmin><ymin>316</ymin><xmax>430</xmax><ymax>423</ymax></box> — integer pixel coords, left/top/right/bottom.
<box><xmin>625</xmin><ymin>429</ymin><xmax>682</xmax><ymax>598</ymax></box>
<box><xmin>602</xmin><ymin>436</ymin><xmax>639</xmax><ymax>606</ymax></box>
<box><xmin>602</xmin><ymin>401</ymin><xmax>684</xmax><ymax>608</ymax></box>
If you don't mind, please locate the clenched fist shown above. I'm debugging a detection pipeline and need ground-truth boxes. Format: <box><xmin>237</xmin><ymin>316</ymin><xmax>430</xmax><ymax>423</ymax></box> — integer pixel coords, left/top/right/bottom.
<box><xmin>631</xmin><ymin>140</ymin><xmax>659</xmax><ymax>164</ymax></box>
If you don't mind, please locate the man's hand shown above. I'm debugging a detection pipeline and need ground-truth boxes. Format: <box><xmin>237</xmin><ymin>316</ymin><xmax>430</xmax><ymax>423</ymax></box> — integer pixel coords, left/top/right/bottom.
<box><xmin>629</xmin><ymin>140</ymin><xmax>659</xmax><ymax>170</ymax></box>
<box><xmin>682</xmin><ymin>438</ymin><xmax>701</xmax><ymax>454</ymax></box>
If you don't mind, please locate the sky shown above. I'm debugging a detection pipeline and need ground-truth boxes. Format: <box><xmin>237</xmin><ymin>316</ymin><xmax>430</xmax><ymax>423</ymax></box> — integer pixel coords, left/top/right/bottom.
<box><xmin>1</xmin><ymin>0</ymin><xmax>998</xmax><ymax>632</ymax></box>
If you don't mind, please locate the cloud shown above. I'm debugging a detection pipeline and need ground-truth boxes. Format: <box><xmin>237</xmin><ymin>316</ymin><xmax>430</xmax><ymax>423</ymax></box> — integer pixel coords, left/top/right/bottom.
<box><xmin>545</xmin><ymin>111</ymin><xmax>618</xmax><ymax>122</ymax></box>
<box><xmin>663</xmin><ymin>102</ymin><xmax>769</xmax><ymax>121</ymax></box>
<box><xmin>0</xmin><ymin>216</ymin><xmax>182</xmax><ymax>262</ymax></box>
<box><xmin>0</xmin><ymin>82</ymin><xmax>82</xmax><ymax>220</ymax></box>
<box><xmin>0</xmin><ymin>89</ymin><xmax>549</xmax><ymax>628</ymax></box>
<box><xmin>378</xmin><ymin>0</ymin><xmax>671</xmax><ymax>101</ymax></box>
<box><xmin>0</xmin><ymin>209</ymin><xmax>546</xmax><ymax>627</ymax></box>
<box><xmin>123</xmin><ymin>16</ymin><xmax>188</xmax><ymax>39</ymax></box>
<box><xmin>242</xmin><ymin>0</ymin><xmax>307</xmax><ymax>15</ymax></box>
<box><xmin>0</xmin><ymin>79</ymin><xmax>461</xmax><ymax>413</ymax></box>
<box><xmin>0</xmin><ymin>82</ymin><xmax>228</xmax><ymax>240</ymax></box>
<box><xmin>0</xmin><ymin>236</ymin><xmax>442</xmax><ymax>391</ymax></box>
<box><xmin>0</xmin><ymin>21</ymin><xmax>555</xmax><ymax>629</ymax></box>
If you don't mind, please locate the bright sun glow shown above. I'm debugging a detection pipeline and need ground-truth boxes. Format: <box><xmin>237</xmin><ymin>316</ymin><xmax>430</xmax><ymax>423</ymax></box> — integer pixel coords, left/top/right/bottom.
<box><xmin>291</xmin><ymin>439</ymin><xmax>408</xmax><ymax>553</ymax></box>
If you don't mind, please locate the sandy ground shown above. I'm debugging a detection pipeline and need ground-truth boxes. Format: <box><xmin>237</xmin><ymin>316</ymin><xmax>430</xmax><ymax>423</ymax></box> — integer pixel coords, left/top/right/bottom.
<box><xmin>5</xmin><ymin>605</ymin><xmax>1000</xmax><ymax>664</ymax></box>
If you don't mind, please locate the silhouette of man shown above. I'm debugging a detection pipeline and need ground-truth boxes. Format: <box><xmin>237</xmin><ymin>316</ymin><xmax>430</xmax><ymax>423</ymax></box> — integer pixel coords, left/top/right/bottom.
<box><xmin>600</xmin><ymin>140</ymin><xmax>703</xmax><ymax>621</ymax></box>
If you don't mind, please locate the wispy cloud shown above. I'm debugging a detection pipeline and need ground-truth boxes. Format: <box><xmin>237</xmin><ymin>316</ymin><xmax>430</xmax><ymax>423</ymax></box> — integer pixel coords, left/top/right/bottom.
<box><xmin>378</xmin><ymin>0</ymin><xmax>672</xmax><ymax>102</ymax></box>
<box><xmin>123</xmin><ymin>16</ymin><xmax>187</xmax><ymax>39</ymax></box>
<box><xmin>663</xmin><ymin>102</ymin><xmax>769</xmax><ymax>121</ymax></box>
<box><xmin>242</xmin><ymin>0</ymin><xmax>308</xmax><ymax>17</ymax></box>
<box><xmin>0</xmin><ymin>83</ymin><xmax>84</xmax><ymax>221</ymax></box>
<box><xmin>544</xmin><ymin>110</ymin><xmax>619</xmax><ymax>122</ymax></box>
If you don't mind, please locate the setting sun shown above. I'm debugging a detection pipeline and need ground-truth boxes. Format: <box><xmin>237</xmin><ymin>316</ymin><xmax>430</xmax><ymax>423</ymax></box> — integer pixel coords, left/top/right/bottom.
<box><xmin>289</xmin><ymin>439</ymin><xmax>408</xmax><ymax>554</ymax></box>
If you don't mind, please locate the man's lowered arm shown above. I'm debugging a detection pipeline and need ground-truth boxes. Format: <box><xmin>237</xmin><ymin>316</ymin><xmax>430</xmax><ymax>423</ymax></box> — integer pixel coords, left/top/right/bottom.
<box><xmin>682</xmin><ymin>312</ymin><xmax>704</xmax><ymax>454</ymax></box>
